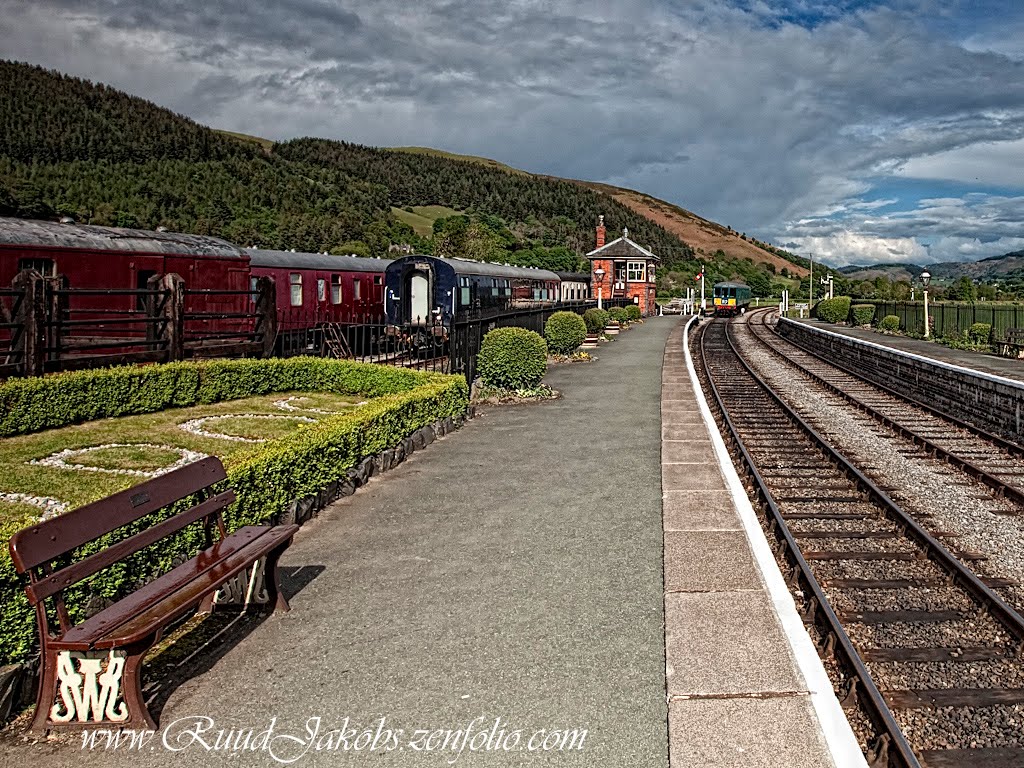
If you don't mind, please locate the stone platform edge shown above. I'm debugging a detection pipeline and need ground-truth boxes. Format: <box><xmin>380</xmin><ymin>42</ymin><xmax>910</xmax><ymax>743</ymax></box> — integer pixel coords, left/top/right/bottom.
<box><xmin>681</xmin><ymin>316</ymin><xmax>868</xmax><ymax>768</ymax></box>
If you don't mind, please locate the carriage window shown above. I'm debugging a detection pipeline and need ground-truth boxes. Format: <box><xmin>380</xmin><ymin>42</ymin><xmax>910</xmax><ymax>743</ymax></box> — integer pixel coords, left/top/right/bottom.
<box><xmin>492</xmin><ymin>278</ymin><xmax>500</xmax><ymax>297</ymax></box>
<box><xmin>317</xmin><ymin>278</ymin><xmax>327</xmax><ymax>302</ymax></box>
<box><xmin>18</xmin><ymin>258</ymin><xmax>56</xmax><ymax>276</ymax></box>
<box><xmin>353</xmin><ymin>279</ymin><xmax>362</xmax><ymax>300</ymax></box>
<box><xmin>331</xmin><ymin>275</ymin><xmax>342</xmax><ymax>304</ymax></box>
<box><xmin>374</xmin><ymin>275</ymin><xmax>383</xmax><ymax>286</ymax></box>
<box><xmin>289</xmin><ymin>273</ymin><xmax>302</xmax><ymax>306</ymax></box>
<box><xmin>627</xmin><ymin>261</ymin><xmax>646</xmax><ymax>282</ymax></box>
<box><xmin>250</xmin><ymin>277</ymin><xmax>259</xmax><ymax>303</ymax></box>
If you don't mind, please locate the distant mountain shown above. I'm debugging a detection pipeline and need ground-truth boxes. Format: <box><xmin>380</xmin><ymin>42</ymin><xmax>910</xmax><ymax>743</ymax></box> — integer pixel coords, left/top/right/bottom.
<box><xmin>839</xmin><ymin>263</ymin><xmax>924</xmax><ymax>283</ymax></box>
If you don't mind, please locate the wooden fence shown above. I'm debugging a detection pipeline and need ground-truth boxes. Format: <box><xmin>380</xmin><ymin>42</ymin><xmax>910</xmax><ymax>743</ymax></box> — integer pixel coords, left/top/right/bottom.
<box><xmin>0</xmin><ymin>270</ymin><xmax>275</xmax><ymax>379</ymax></box>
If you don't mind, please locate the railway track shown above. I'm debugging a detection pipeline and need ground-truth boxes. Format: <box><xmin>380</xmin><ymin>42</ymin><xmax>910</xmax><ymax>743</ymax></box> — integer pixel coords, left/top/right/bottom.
<box><xmin>744</xmin><ymin>308</ymin><xmax>1024</xmax><ymax>511</ymax></box>
<box><xmin>694</xmin><ymin>316</ymin><xmax>1024</xmax><ymax>768</ymax></box>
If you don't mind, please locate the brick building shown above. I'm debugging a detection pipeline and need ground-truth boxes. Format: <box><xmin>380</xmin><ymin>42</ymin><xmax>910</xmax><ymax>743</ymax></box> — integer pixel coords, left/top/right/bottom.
<box><xmin>585</xmin><ymin>216</ymin><xmax>659</xmax><ymax>316</ymax></box>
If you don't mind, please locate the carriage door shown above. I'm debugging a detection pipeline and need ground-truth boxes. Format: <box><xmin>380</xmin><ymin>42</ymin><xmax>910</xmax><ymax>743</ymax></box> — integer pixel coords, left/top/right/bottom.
<box><xmin>409</xmin><ymin>271</ymin><xmax>429</xmax><ymax>325</ymax></box>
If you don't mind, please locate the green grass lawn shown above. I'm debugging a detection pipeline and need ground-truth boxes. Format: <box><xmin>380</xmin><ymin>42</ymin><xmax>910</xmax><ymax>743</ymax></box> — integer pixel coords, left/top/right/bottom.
<box><xmin>0</xmin><ymin>391</ymin><xmax>368</xmax><ymax>523</ymax></box>
<box><xmin>391</xmin><ymin>204</ymin><xmax>463</xmax><ymax>236</ymax></box>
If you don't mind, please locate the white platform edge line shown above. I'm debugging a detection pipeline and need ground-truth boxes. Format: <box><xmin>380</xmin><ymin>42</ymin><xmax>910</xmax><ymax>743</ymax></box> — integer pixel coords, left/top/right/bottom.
<box><xmin>682</xmin><ymin>316</ymin><xmax>869</xmax><ymax>768</ymax></box>
<box><xmin>779</xmin><ymin>316</ymin><xmax>1024</xmax><ymax>391</ymax></box>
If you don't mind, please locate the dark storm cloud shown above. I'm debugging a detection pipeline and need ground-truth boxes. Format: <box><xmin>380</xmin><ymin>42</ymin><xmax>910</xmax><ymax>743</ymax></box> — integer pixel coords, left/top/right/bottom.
<box><xmin>3</xmin><ymin>0</ymin><xmax>1024</xmax><ymax>263</ymax></box>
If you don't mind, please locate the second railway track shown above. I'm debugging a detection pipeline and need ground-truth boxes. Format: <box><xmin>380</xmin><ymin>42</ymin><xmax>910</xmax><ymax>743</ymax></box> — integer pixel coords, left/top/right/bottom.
<box><xmin>694</xmin><ymin>315</ymin><xmax>1024</xmax><ymax>768</ymax></box>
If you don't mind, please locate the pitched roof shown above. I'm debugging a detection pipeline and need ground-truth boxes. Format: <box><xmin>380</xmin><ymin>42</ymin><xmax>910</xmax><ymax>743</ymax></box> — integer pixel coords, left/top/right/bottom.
<box><xmin>585</xmin><ymin>235</ymin><xmax>660</xmax><ymax>262</ymax></box>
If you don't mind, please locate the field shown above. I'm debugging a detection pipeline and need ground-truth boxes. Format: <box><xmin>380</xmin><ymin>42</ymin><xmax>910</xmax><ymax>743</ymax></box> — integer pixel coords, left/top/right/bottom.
<box><xmin>0</xmin><ymin>391</ymin><xmax>368</xmax><ymax>524</ymax></box>
<box><xmin>391</xmin><ymin>204</ymin><xmax>463</xmax><ymax>236</ymax></box>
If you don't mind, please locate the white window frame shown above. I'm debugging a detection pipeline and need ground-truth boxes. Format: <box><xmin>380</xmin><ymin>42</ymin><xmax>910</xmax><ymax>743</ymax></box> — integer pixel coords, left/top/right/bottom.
<box><xmin>331</xmin><ymin>275</ymin><xmax>342</xmax><ymax>305</ymax></box>
<box><xmin>289</xmin><ymin>273</ymin><xmax>303</xmax><ymax>306</ymax></box>
<box><xmin>627</xmin><ymin>261</ymin><xmax>646</xmax><ymax>282</ymax></box>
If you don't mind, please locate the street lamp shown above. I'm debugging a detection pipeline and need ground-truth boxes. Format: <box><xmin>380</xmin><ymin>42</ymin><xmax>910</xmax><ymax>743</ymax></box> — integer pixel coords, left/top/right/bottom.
<box><xmin>920</xmin><ymin>270</ymin><xmax>931</xmax><ymax>338</ymax></box>
<box><xmin>594</xmin><ymin>267</ymin><xmax>605</xmax><ymax>309</ymax></box>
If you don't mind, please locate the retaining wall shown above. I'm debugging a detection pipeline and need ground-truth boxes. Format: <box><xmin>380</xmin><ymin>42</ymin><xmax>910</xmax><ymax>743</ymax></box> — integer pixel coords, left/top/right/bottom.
<box><xmin>777</xmin><ymin>318</ymin><xmax>1024</xmax><ymax>444</ymax></box>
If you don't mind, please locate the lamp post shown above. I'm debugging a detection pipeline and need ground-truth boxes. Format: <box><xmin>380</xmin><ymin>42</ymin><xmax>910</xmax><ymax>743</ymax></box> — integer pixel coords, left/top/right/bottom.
<box><xmin>594</xmin><ymin>267</ymin><xmax>605</xmax><ymax>309</ymax></box>
<box><xmin>920</xmin><ymin>270</ymin><xmax>931</xmax><ymax>338</ymax></box>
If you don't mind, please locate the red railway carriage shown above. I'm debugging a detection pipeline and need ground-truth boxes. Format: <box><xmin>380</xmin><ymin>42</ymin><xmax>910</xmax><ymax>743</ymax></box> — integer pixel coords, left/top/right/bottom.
<box><xmin>0</xmin><ymin>217</ymin><xmax>252</xmax><ymax>346</ymax></box>
<box><xmin>247</xmin><ymin>249</ymin><xmax>392</xmax><ymax>330</ymax></box>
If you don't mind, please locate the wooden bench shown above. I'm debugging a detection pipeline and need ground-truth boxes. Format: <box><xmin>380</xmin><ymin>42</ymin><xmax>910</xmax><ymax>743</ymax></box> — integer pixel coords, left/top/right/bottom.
<box><xmin>8</xmin><ymin>456</ymin><xmax>298</xmax><ymax>732</ymax></box>
<box><xmin>996</xmin><ymin>328</ymin><xmax>1024</xmax><ymax>358</ymax></box>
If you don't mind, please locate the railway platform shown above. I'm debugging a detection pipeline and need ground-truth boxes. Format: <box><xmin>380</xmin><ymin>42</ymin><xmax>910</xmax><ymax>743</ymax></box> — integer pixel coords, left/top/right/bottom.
<box><xmin>663</xmin><ymin>317</ymin><xmax>865</xmax><ymax>768</ymax></box>
<box><xmin>791</xmin><ymin>317</ymin><xmax>1024</xmax><ymax>383</ymax></box>
<box><xmin>5</xmin><ymin>315</ymin><xmax>864</xmax><ymax>767</ymax></box>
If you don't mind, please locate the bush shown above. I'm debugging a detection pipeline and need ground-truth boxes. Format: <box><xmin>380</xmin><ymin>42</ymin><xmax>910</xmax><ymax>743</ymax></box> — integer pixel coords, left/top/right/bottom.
<box><xmin>477</xmin><ymin>327</ymin><xmax>548</xmax><ymax>389</ymax></box>
<box><xmin>0</xmin><ymin>359</ymin><xmax>468</xmax><ymax>666</ymax></box>
<box><xmin>582</xmin><ymin>308</ymin><xmax>608</xmax><ymax>333</ymax></box>
<box><xmin>878</xmin><ymin>315</ymin><xmax>900</xmax><ymax>332</ymax></box>
<box><xmin>969</xmin><ymin>323</ymin><xmax>992</xmax><ymax>344</ymax></box>
<box><xmin>625</xmin><ymin>304</ymin><xmax>642</xmax><ymax>321</ymax></box>
<box><xmin>544</xmin><ymin>311</ymin><xmax>587</xmax><ymax>354</ymax></box>
<box><xmin>815</xmin><ymin>296</ymin><xmax>852</xmax><ymax>323</ymax></box>
<box><xmin>850</xmin><ymin>304</ymin><xmax>876</xmax><ymax>326</ymax></box>
<box><xmin>608</xmin><ymin>306</ymin><xmax>629</xmax><ymax>324</ymax></box>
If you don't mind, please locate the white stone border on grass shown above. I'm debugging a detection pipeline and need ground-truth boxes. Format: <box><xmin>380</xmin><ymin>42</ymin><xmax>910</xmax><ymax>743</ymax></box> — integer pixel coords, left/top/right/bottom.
<box><xmin>272</xmin><ymin>396</ymin><xmax>368</xmax><ymax>414</ymax></box>
<box><xmin>29</xmin><ymin>444</ymin><xmax>210</xmax><ymax>478</ymax></box>
<box><xmin>179</xmin><ymin>413</ymin><xmax>317</xmax><ymax>443</ymax></box>
<box><xmin>0</xmin><ymin>491</ymin><xmax>68</xmax><ymax>520</ymax></box>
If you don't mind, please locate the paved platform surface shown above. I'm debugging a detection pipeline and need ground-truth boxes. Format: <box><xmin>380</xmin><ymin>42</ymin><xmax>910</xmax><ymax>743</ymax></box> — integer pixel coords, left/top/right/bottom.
<box><xmin>7</xmin><ymin>319</ymin><xmax>674</xmax><ymax>768</ymax></box>
<box><xmin>662</xmin><ymin>319</ymin><xmax>864</xmax><ymax>768</ymax></box>
<box><xmin>792</xmin><ymin>318</ymin><xmax>1024</xmax><ymax>383</ymax></box>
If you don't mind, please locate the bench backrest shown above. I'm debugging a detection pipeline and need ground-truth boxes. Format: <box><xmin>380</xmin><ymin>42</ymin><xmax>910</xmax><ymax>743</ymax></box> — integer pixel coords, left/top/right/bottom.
<box><xmin>9</xmin><ymin>456</ymin><xmax>233</xmax><ymax>632</ymax></box>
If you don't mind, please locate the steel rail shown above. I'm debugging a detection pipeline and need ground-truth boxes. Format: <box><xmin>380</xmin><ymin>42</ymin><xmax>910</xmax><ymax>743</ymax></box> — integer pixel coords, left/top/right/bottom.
<box><xmin>766</xmin><ymin>309</ymin><xmax>1024</xmax><ymax>458</ymax></box>
<box><xmin>745</xmin><ymin>308</ymin><xmax>1024</xmax><ymax>512</ymax></box>
<box><xmin>696</xmin><ymin>318</ymin><xmax>918</xmax><ymax>768</ymax></box>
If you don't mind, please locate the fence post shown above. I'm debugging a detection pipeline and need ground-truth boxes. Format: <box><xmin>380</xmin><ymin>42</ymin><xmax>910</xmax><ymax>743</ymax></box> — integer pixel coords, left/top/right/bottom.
<box><xmin>255</xmin><ymin>276</ymin><xmax>277</xmax><ymax>358</ymax></box>
<box><xmin>11</xmin><ymin>270</ymin><xmax>45</xmax><ymax>377</ymax></box>
<box><xmin>45</xmin><ymin>274</ymin><xmax>68</xmax><ymax>367</ymax></box>
<box><xmin>156</xmin><ymin>273</ymin><xmax>185</xmax><ymax>361</ymax></box>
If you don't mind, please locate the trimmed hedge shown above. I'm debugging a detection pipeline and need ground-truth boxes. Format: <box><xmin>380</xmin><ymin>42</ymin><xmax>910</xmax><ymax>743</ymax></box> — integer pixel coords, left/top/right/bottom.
<box><xmin>0</xmin><ymin>358</ymin><xmax>468</xmax><ymax>666</ymax></box>
<box><xmin>850</xmin><ymin>304</ymin><xmax>876</xmax><ymax>326</ymax></box>
<box><xmin>477</xmin><ymin>327</ymin><xmax>548</xmax><ymax>389</ymax></box>
<box><xmin>625</xmin><ymin>304</ymin><xmax>642</xmax><ymax>321</ymax></box>
<box><xmin>815</xmin><ymin>296</ymin><xmax>852</xmax><ymax>324</ymax></box>
<box><xmin>969</xmin><ymin>323</ymin><xmax>992</xmax><ymax>343</ymax></box>
<box><xmin>582</xmin><ymin>308</ymin><xmax>608</xmax><ymax>333</ymax></box>
<box><xmin>608</xmin><ymin>306</ymin><xmax>629</xmax><ymax>324</ymax></box>
<box><xmin>544</xmin><ymin>311</ymin><xmax>587</xmax><ymax>354</ymax></box>
<box><xmin>878</xmin><ymin>315</ymin><xmax>900</xmax><ymax>332</ymax></box>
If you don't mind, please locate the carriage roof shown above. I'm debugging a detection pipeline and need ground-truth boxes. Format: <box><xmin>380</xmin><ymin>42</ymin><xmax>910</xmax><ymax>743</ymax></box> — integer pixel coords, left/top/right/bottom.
<box><xmin>389</xmin><ymin>255</ymin><xmax>560</xmax><ymax>282</ymax></box>
<box><xmin>247</xmin><ymin>249</ymin><xmax>392</xmax><ymax>272</ymax></box>
<box><xmin>0</xmin><ymin>217</ymin><xmax>247</xmax><ymax>259</ymax></box>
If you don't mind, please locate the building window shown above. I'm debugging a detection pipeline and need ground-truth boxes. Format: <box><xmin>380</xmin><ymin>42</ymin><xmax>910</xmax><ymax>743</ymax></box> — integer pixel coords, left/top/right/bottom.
<box><xmin>317</xmin><ymin>278</ymin><xmax>327</xmax><ymax>302</ymax></box>
<box><xmin>627</xmin><ymin>261</ymin><xmax>646</xmax><ymax>282</ymax></box>
<box><xmin>331</xmin><ymin>275</ymin><xmax>342</xmax><ymax>304</ymax></box>
<box><xmin>649</xmin><ymin>265</ymin><xmax>656</xmax><ymax>282</ymax></box>
<box><xmin>615</xmin><ymin>263</ymin><xmax>626</xmax><ymax>283</ymax></box>
<box><xmin>289</xmin><ymin>273</ymin><xmax>302</xmax><ymax>306</ymax></box>
<box><xmin>18</xmin><ymin>258</ymin><xmax>56</xmax><ymax>276</ymax></box>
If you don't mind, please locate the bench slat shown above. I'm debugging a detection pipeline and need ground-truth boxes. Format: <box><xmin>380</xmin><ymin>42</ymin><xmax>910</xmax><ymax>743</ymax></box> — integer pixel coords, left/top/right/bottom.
<box><xmin>9</xmin><ymin>457</ymin><xmax>227</xmax><ymax>572</ymax></box>
<box><xmin>56</xmin><ymin>524</ymin><xmax>298</xmax><ymax>650</ymax></box>
<box><xmin>26</xmin><ymin>490</ymin><xmax>236</xmax><ymax>605</ymax></box>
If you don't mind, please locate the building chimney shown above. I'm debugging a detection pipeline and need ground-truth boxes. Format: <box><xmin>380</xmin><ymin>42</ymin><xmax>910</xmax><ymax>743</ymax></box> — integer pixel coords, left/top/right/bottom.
<box><xmin>596</xmin><ymin>215</ymin><xmax>606</xmax><ymax>249</ymax></box>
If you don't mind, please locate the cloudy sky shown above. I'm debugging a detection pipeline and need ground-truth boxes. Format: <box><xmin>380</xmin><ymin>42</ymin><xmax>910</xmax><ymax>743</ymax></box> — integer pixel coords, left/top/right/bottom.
<box><xmin>2</xmin><ymin>0</ymin><xmax>1024</xmax><ymax>267</ymax></box>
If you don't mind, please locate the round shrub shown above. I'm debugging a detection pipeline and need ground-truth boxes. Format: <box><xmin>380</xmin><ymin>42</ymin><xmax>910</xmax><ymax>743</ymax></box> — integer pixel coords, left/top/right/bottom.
<box><xmin>849</xmin><ymin>304</ymin><xmax>876</xmax><ymax>326</ymax></box>
<box><xmin>969</xmin><ymin>322</ymin><xmax>992</xmax><ymax>343</ymax></box>
<box><xmin>477</xmin><ymin>327</ymin><xmax>548</xmax><ymax>389</ymax></box>
<box><xmin>814</xmin><ymin>296</ymin><xmax>852</xmax><ymax>324</ymax></box>
<box><xmin>878</xmin><ymin>315</ymin><xmax>900</xmax><ymax>332</ymax></box>
<box><xmin>582</xmin><ymin>308</ymin><xmax>607</xmax><ymax>333</ymax></box>
<box><xmin>608</xmin><ymin>306</ymin><xmax>628</xmax><ymax>324</ymax></box>
<box><xmin>544</xmin><ymin>311</ymin><xmax>587</xmax><ymax>354</ymax></box>
<box><xmin>625</xmin><ymin>304</ymin><xmax>642</xmax><ymax>321</ymax></box>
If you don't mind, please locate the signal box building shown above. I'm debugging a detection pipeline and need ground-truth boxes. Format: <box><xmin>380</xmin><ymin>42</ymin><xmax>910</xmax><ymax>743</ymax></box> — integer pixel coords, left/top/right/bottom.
<box><xmin>586</xmin><ymin>216</ymin><xmax>659</xmax><ymax>316</ymax></box>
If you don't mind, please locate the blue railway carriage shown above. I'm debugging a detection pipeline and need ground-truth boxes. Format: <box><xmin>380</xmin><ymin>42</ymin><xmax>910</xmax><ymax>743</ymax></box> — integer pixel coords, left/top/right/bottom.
<box><xmin>712</xmin><ymin>281</ymin><xmax>752</xmax><ymax>317</ymax></box>
<box><xmin>384</xmin><ymin>255</ymin><xmax>561</xmax><ymax>332</ymax></box>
